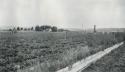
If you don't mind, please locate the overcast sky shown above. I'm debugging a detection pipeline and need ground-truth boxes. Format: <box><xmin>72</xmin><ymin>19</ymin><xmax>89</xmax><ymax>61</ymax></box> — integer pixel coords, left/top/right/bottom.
<box><xmin>0</xmin><ymin>0</ymin><xmax>125</xmax><ymax>29</ymax></box>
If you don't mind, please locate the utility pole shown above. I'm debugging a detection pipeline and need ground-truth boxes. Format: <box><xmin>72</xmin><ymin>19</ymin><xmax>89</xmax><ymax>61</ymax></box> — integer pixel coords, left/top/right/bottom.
<box><xmin>94</xmin><ymin>25</ymin><xmax>96</xmax><ymax>33</ymax></box>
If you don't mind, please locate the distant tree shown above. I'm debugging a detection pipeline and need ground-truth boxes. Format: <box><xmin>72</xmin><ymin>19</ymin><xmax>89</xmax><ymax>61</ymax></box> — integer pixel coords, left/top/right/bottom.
<box><xmin>28</xmin><ymin>28</ymin><xmax>31</xmax><ymax>31</ymax></box>
<box><xmin>9</xmin><ymin>29</ymin><xmax>12</xmax><ymax>31</ymax></box>
<box><xmin>40</xmin><ymin>26</ymin><xmax>44</xmax><ymax>31</ymax></box>
<box><xmin>35</xmin><ymin>25</ymin><xmax>57</xmax><ymax>32</ymax></box>
<box><xmin>35</xmin><ymin>25</ymin><xmax>40</xmax><ymax>31</ymax></box>
<box><xmin>20</xmin><ymin>28</ymin><xmax>23</xmax><ymax>30</ymax></box>
<box><xmin>45</xmin><ymin>25</ymin><xmax>51</xmax><ymax>32</ymax></box>
<box><xmin>51</xmin><ymin>26</ymin><xmax>58</xmax><ymax>32</ymax></box>
<box><xmin>12</xmin><ymin>27</ymin><xmax>17</xmax><ymax>33</ymax></box>
<box><xmin>17</xmin><ymin>27</ymin><xmax>20</xmax><ymax>31</ymax></box>
<box><xmin>45</xmin><ymin>25</ymin><xmax>51</xmax><ymax>29</ymax></box>
<box><xmin>24</xmin><ymin>28</ymin><xmax>27</xmax><ymax>31</ymax></box>
<box><xmin>40</xmin><ymin>25</ymin><xmax>51</xmax><ymax>31</ymax></box>
<box><xmin>31</xmin><ymin>27</ymin><xmax>34</xmax><ymax>31</ymax></box>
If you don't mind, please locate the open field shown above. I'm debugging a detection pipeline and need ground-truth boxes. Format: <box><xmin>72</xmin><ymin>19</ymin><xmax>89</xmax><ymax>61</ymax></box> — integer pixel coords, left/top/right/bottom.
<box><xmin>56</xmin><ymin>42</ymin><xmax>124</xmax><ymax>72</ymax></box>
<box><xmin>83</xmin><ymin>43</ymin><xmax>125</xmax><ymax>72</ymax></box>
<box><xmin>0</xmin><ymin>31</ymin><xmax>125</xmax><ymax>72</ymax></box>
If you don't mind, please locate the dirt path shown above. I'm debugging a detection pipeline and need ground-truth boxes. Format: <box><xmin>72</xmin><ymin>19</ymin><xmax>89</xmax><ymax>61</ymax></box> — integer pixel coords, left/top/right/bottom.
<box><xmin>56</xmin><ymin>42</ymin><xmax>124</xmax><ymax>72</ymax></box>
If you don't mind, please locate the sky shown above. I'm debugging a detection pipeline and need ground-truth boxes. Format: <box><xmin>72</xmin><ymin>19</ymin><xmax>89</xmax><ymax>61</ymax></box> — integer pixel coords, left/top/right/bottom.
<box><xmin>0</xmin><ymin>0</ymin><xmax>125</xmax><ymax>29</ymax></box>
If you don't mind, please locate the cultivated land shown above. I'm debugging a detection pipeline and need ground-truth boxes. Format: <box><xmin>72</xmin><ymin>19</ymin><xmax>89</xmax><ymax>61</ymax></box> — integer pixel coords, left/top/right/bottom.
<box><xmin>83</xmin><ymin>43</ymin><xmax>125</xmax><ymax>72</ymax></box>
<box><xmin>0</xmin><ymin>31</ymin><xmax>125</xmax><ymax>72</ymax></box>
<box><xmin>57</xmin><ymin>42</ymin><xmax>124</xmax><ymax>72</ymax></box>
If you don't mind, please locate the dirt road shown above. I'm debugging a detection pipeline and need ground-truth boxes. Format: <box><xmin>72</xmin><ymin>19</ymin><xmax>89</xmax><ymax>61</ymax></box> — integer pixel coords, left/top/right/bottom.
<box><xmin>56</xmin><ymin>42</ymin><xmax>124</xmax><ymax>72</ymax></box>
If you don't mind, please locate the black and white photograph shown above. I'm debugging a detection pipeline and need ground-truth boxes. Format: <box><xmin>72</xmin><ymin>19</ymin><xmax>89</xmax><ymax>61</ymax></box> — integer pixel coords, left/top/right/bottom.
<box><xmin>0</xmin><ymin>0</ymin><xmax>125</xmax><ymax>72</ymax></box>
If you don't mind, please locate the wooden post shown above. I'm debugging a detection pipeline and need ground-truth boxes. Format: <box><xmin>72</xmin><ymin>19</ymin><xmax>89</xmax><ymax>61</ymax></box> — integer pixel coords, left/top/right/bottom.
<box><xmin>94</xmin><ymin>25</ymin><xmax>96</xmax><ymax>33</ymax></box>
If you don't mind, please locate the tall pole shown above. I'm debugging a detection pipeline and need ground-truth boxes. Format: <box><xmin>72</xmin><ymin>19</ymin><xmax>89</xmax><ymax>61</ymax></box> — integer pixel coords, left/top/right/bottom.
<box><xmin>94</xmin><ymin>25</ymin><xmax>96</xmax><ymax>33</ymax></box>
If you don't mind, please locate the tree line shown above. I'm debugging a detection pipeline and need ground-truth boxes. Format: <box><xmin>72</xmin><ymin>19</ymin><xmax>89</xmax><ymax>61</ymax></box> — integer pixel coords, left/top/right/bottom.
<box><xmin>9</xmin><ymin>27</ymin><xmax>34</xmax><ymax>31</ymax></box>
<box><xmin>8</xmin><ymin>25</ymin><xmax>63</xmax><ymax>32</ymax></box>
<box><xmin>35</xmin><ymin>25</ymin><xmax>57</xmax><ymax>32</ymax></box>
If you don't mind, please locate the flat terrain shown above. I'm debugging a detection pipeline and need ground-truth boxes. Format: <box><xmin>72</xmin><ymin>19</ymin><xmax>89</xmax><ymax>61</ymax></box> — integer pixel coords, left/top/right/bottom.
<box><xmin>56</xmin><ymin>42</ymin><xmax>124</xmax><ymax>72</ymax></box>
<box><xmin>0</xmin><ymin>31</ymin><xmax>124</xmax><ymax>72</ymax></box>
<box><xmin>83</xmin><ymin>43</ymin><xmax>125</xmax><ymax>72</ymax></box>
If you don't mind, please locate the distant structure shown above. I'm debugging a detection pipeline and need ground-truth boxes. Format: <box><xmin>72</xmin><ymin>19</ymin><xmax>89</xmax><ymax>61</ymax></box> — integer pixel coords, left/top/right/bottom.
<box><xmin>94</xmin><ymin>25</ymin><xmax>96</xmax><ymax>33</ymax></box>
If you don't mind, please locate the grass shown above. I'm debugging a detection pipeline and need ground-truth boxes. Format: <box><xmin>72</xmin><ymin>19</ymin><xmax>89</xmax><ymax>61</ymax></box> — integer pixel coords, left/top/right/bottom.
<box><xmin>83</xmin><ymin>43</ymin><xmax>125</xmax><ymax>72</ymax></box>
<box><xmin>18</xmin><ymin>45</ymin><xmax>90</xmax><ymax>72</ymax></box>
<box><xmin>0</xmin><ymin>31</ymin><xmax>125</xmax><ymax>72</ymax></box>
